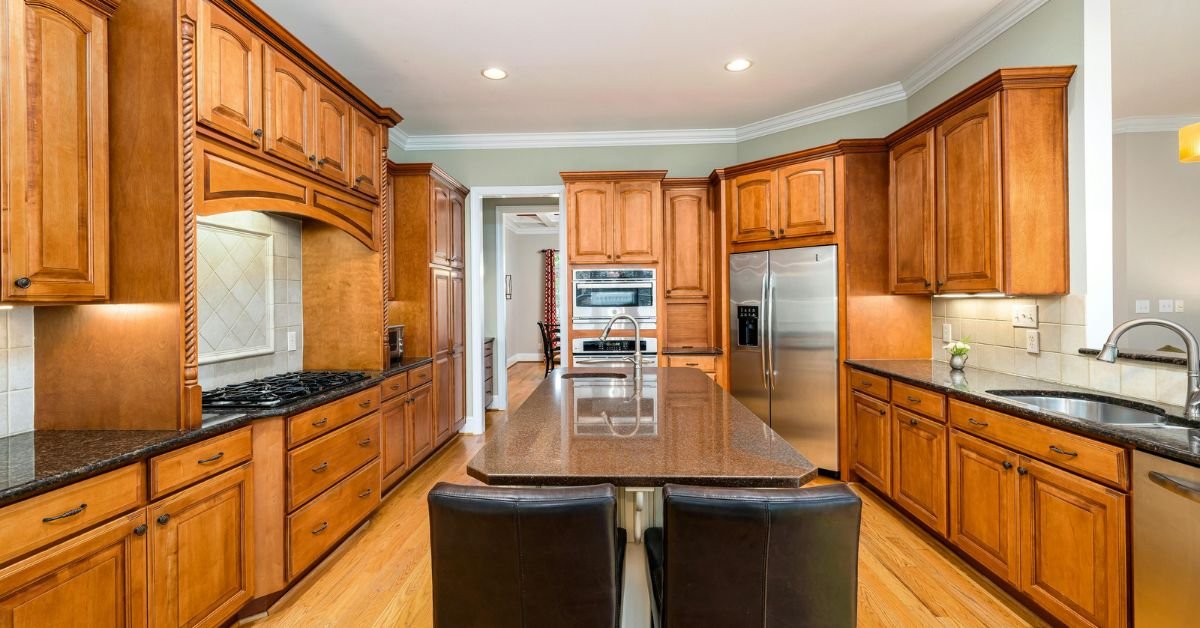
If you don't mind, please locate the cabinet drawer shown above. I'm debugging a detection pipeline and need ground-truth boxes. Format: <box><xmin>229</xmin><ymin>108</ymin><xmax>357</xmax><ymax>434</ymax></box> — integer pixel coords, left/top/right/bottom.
<box><xmin>665</xmin><ymin>355</ymin><xmax>717</xmax><ymax>372</ymax></box>
<box><xmin>287</xmin><ymin>413</ymin><xmax>380</xmax><ymax>510</ymax></box>
<box><xmin>849</xmin><ymin>369</ymin><xmax>889</xmax><ymax>400</ymax></box>
<box><xmin>408</xmin><ymin>364</ymin><xmax>433</xmax><ymax>388</ymax></box>
<box><xmin>891</xmin><ymin>382</ymin><xmax>946</xmax><ymax>421</ymax></box>
<box><xmin>0</xmin><ymin>464</ymin><xmax>145</xmax><ymax>566</ymax></box>
<box><xmin>288</xmin><ymin>387</ymin><xmax>381</xmax><ymax>447</ymax></box>
<box><xmin>287</xmin><ymin>460</ymin><xmax>380</xmax><ymax>578</ymax></box>
<box><xmin>149</xmin><ymin>427</ymin><xmax>252</xmax><ymax>499</ymax></box>
<box><xmin>382</xmin><ymin>373</ymin><xmax>408</xmax><ymax>400</ymax></box>
<box><xmin>948</xmin><ymin>400</ymin><xmax>1129</xmax><ymax>488</ymax></box>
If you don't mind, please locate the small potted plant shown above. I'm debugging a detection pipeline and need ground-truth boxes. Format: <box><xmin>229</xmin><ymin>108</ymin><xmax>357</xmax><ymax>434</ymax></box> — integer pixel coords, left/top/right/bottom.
<box><xmin>944</xmin><ymin>338</ymin><xmax>971</xmax><ymax>371</ymax></box>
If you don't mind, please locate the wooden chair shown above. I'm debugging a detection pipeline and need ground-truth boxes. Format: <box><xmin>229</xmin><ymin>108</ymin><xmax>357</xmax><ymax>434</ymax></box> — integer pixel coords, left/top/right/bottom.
<box><xmin>537</xmin><ymin>322</ymin><xmax>561</xmax><ymax>377</ymax></box>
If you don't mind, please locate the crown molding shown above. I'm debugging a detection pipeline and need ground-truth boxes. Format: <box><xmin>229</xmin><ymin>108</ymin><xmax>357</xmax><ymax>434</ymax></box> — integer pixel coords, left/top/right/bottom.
<box><xmin>735</xmin><ymin>82</ymin><xmax>907</xmax><ymax>142</ymax></box>
<box><xmin>400</xmin><ymin>128</ymin><xmax>736</xmax><ymax>151</ymax></box>
<box><xmin>388</xmin><ymin>126</ymin><xmax>410</xmax><ymax>150</ymax></box>
<box><xmin>1113</xmin><ymin>115</ymin><xmax>1200</xmax><ymax>134</ymax></box>
<box><xmin>901</xmin><ymin>0</ymin><xmax>1050</xmax><ymax>96</ymax></box>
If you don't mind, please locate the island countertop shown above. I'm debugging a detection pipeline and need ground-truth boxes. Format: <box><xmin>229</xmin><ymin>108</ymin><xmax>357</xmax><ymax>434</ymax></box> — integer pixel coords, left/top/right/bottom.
<box><xmin>467</xmin><ymin>367</ymin><xmax>818</xmax><ymax>487</ymax></box>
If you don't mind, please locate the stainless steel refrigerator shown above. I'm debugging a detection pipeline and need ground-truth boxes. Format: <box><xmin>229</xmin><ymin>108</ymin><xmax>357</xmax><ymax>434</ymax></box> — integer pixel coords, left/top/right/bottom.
<box><xmin>729</xmin><ymin>245</ymin><xmax>839</xmax><ymax>471</ymax></box>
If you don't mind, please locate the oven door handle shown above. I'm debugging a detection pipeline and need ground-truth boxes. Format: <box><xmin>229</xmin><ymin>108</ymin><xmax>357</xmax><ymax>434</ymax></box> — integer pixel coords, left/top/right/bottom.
<box><xmin>575</xmin><ymin>282</ymin><xmax>654</xmax><ymax>290</ymax></box>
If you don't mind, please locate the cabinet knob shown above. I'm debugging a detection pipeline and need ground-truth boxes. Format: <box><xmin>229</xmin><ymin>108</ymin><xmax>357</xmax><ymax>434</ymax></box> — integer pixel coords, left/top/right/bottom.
<box><xmin>14</xmin><ymin>277</ymin><xmax>30</xmax><ymax>289</ymax></box>
<box><xmin>923</xmin><ymin>280</ymin><xmax>931</xmax><ymax>288</ymax></box>
<box><xmin>156</xmin><ymin>514</ymin><xmax>170</xmax><ymax>525</ymax></box>
<box><xmin>1002</xmin><ymin>461</ymin><xmax>1013</xmax><ymax>470</ymax></box>
<box><xmin>308</xmin><ymin>154</ymin><xmax>317</xmax><ymax>162</ymax></box>
<box><xmin>908</xmin><ymin>418</ymin><xmax>918</xmax><ymax>426</ymax></box>
<box><xmin>355</xmin><ymin>175</ymin><xmax>369</xmax><ymax>185</ymax></box>
<box><xmin>133</xmin><ymin>524</ymin><xmax>148</xmax><ymax>536</ymax></box>
<box><xmin>253</xmin><ymin>128</ymin><xmax>264</xmax><ymax>139</ymax></box>
<box><xmin>1016</xmin><ymin>466</ymin><xmax>1028</xmax><ymax>476</ymax></box>
<box><xmin>318</xmin><ymin>158</ymin><xmax>327</xmax><ymax>166</ymax></box>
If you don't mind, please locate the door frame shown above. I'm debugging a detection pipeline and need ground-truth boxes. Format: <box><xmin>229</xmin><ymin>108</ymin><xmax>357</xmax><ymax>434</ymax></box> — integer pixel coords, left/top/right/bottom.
<box><xmin>466</xmin><ymin>185</ymin><xmax>566</xmax><ymax>433</ymax></box>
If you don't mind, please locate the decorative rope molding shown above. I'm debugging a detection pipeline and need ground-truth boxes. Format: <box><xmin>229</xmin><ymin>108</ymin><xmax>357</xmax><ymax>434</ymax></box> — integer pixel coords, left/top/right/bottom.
<box><xmin>181</xmin><ymin>15</ymin><xmax>200</xmax><ymax>396</ymax></box>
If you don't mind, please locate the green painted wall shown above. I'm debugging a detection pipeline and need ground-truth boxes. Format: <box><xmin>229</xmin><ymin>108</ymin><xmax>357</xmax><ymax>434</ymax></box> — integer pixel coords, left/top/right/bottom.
<box><xmin>734</xmin><ymin>102</ymin><xmax>908</xmax><ymax>163</ymax></box>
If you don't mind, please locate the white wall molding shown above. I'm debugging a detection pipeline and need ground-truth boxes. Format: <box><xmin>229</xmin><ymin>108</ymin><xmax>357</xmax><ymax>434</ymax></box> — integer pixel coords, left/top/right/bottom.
<box><xmin>400</xmin><ymin>127</ymin><xmax>737</xmax><ymax>151</ymax></box>
<box><xmin>902</xmin><ymin>0</ymin><xmax>1050</xmax><ymax>95</ymax></box>
<box><xmin>388</xmin><ymin>126</ymin><xmax>410</xmax><ymax>150</ymax></box>
<box><xmin>1113</xmin><ymin>115</ymin><xmax>1200</xmax><ymax>134</ymax></box>
<box><xmin>735</xmin><ymin>82</ymin><xmax>907</xmax><ymax>141</ymax></box>
<box><xmin>506</xmin><ymin>353</ymin><xmax>543</xmax><ymax>367</ymax></box>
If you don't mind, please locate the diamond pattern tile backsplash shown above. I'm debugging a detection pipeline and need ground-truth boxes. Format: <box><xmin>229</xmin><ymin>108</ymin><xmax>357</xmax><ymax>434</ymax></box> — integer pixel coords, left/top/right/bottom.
<box><xmin>198</xmin><ymin>212</ymin><xmax>303</xmax><ymax>389</ymax></box>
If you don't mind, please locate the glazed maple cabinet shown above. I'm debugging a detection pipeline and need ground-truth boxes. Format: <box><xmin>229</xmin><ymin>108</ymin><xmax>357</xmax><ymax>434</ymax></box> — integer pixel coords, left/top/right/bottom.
<box><xmin>728</xmin><ymin>157</ymin><xmax>836</xmax><ymax>245</ymax></box>
<box><xmin>562</xmin><ymin>172</ymin><xmax>666</xmax><ymax>264</ymax></box>
<box><xmin>849</xmin><ymin>390</ymin><xmax>890</xmax><ymax>494</ymax></box>
<box><xmin>660</xmin><ymin>179</ymin><xmax>718</xmax><ymax>353</ymax></box>
<box><xmin>888</xmin><ymin>67</ymin><xmax>1074</xmax><ymax>295</ymax></box>
<box><xmin>891</xmin><ymin>407</ymin><xmax>947</xmax><ymax>535</ymax></box>
<box><xmin>1</xmin><ymin>0</ymin><xmax>116</xmax><ymax>302</ymax></box>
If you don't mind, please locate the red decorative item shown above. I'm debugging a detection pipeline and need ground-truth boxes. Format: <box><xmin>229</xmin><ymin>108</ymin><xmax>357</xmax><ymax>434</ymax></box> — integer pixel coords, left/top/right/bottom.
<box><xmin>541</xmin><ymin>248</ymin><xmax>559</xmax><ymax>327</ymax></box>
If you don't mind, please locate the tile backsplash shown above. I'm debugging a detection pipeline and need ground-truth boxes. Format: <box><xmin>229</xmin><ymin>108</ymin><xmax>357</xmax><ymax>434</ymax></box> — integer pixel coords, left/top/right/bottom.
<box><xmin>0</xmin><ymin>308</ymin><xmax>35</xmax><ymax>437</ymax></box>
<box><xmin>933</xmin><ymin>294</ymin><xmax>1189</xmax><ymax>407</ymax></box>
<box><xmin>198</xmin><ymin>212</ymin><xmax>303</xmax><ymax>389</ymax></box>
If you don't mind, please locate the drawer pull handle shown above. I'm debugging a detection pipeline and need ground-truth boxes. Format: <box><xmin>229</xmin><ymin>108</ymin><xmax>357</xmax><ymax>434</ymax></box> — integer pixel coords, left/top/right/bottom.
<box><xmin>908</xmin><ymin>418</ymin><xmax>918</xmax><ymax>426</ymax></box>
<box><xmin>359</xmin><ymin>400</ymin><xmax>372</xmax><ymax>408</ymax></box>
<box><xmin>685</xmin><ymin>363</ymin><xmax>700</xmax><ymax>367</ymax></box>
<box><xmin>860</xmin><ymin>381</ymin><xmax>872</xmax><ymax>387</ymax></box>
<box><xmin>358</xmin><ymin>489</ymin><xmax>373</xmax><ymax>499</ymax></box>
<box><xmin>313</xmin><ymin>418</ymin><xmax>329</xmax><ymax>428</ymax></box>
<box><xmin>905</xmin><ymin>396</ymin><xmax>921</xmax><ymax>403</ymax></box>
<box><xmin>1048</xmin><ymin>445</ymin><xmax>1078</xmax><ymax>458</ymax></box>
<box><xmin>391</xmin><ymin>384</ymin><xmax>401</xmax><ymax>390</ymax></box>
<box><xmin>358</xmin><ymin>437</ymin><xmax>372</xmax><ymax>447</ymax></box>
<box><xmin>1017</xmin><ymin>466</ymin><xmax>1028</xmax><ymax>476</ymax></box>
<box><xmin>197</xmin><ymin>451</ymin><xmax>225</xmax><ymax>465</ymax></box>
<box><xmin>312</xmin><ymin>522</ymin><xmax>329</xmax><ymax>535</ymax></box>
<box><xmin>1002</xmin><ymin>461</ymin><xmax>1013</xmax><ymax>470</ymax></box>
<box><xmin>312</xmin><ymin>462</ymin><xmax>329</xmax><ymax>473</ymax></box>
<box><xmin>42</xmin><ymin>503</ymin><xmax>87</xmax><ymax>523</ymax></box>
<box><xmin>967</xmin><ymin>418</ymin><xmax>989</xmax><ymax>427</ymax></box>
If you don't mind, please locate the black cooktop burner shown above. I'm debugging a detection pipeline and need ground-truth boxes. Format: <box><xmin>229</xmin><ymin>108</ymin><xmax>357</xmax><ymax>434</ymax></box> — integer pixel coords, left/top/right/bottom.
<box><xmin>202</xmin><ymin>371</ymin><xmax>368</xmax><ymax>410</ymax></box>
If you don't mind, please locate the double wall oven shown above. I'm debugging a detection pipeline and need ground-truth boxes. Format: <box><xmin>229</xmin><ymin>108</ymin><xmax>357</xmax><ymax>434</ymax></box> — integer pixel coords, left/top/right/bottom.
<box><xmin>571</xmin><ymin>268</ymin><xmax>656</xmax><ymax>330</ymax></box>
<box><xmin>570</xmin><ymin>337</ymin><xmax>659</xmax><ymax>368</ymax></box>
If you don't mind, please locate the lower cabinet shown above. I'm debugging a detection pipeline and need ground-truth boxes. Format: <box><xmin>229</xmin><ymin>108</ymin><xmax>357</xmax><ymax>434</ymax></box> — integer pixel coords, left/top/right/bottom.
<box><xmin>949</xmin><ymin>430</ymin><xmax>1020</xmax><ymax>584</ymax></box>
<box><xmin>0</xmin><ymin>511</ymin><xmax>148</xmax><ymax>627</ymax></box>
<box><xmin>408</xmin><ymin>382</ymin><xmax>435</xmax><ymax>468</ymax></box>
<box><xmin>850</xmin><ymin>391</ymin><xmax>891</xmax><ymax>493</ymax></box>
<box><xmin>382</xmin><ymin>396</ymin><xmax>410</xmax><ymax>483</ymax></box>
<box><xmin>382</xmin><ymin>381</ymin><xmax>435</xmax><ymax>489</ymax></box>
<box><xmin>892</xmin><ymin>408</ymin><xmax>947</xmax><ymax>535</ymax></box>
<box><xmin>148</xmin><ymin>463</ymin><xmax>254</xmax><ymax>628</ymax></box>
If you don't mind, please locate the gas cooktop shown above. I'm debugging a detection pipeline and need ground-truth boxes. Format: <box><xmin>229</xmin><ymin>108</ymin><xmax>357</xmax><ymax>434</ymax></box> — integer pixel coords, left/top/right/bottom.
<box><xmin>201</xmin><ymin>371</ymin><xmax>369</xmax><ymax>410</ymax></box>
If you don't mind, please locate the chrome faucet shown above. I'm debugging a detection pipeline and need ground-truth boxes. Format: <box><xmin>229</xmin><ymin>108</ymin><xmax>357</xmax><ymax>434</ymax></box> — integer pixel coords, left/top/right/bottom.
<box><xmin>599</xmin><ymin>314</ymin><xmax>643</xmax><ymax>380</ymax></box>
<box><xmin>1096</xmin><ymin>318</ymin><xmax>1200</xmax><ymax>419</ymax></box>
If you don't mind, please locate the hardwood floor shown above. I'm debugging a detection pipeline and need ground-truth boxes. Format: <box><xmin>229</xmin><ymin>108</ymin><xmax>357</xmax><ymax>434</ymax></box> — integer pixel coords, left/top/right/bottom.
<box><xmin>251</xmin><ymin>362</ymin><xmax>1046</xmax><ymax>627</ymax></box>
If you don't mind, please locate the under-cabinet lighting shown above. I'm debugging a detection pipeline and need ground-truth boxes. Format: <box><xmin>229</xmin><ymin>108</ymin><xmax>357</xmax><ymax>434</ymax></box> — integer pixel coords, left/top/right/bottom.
<box><xmin>1181</xmin><ymin>122</ymin><xmax>1200</xmax><ymax>163</ymax></box>
<box><xmin>481</xmin><ymin>67</ymin><xmax>508</xmax><ymax>80</ymax></box>
<box><xmin>0</xmin><ymin>305</ymin><xmax>12</xmax><ymax>311</ymax></box>
<box><xmin>933</xmin><ymin>292</ymin><xmax>1009</xmax><ymax>299</ymax></box>
<box><xmin>724</xmin><ymin>58</ymin><xmax>753</xmax><ymax>72</ymax></box>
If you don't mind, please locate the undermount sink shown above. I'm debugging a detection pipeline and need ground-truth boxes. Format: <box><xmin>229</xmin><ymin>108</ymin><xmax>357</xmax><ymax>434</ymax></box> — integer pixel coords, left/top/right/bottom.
<box><xmin>987</xmin><ymin>390</ymin><xmax>1170</xmax><ymax>427</ymax></box>
<box><xmin>561</xmin><ymin>372</ymin><xmax>629</xmax><ymax>380</ymax></box>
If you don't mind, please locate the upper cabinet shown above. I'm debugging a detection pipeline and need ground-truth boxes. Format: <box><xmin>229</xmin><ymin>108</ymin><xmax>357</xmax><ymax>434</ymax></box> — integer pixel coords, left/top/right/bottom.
<box><xmin>888</xmin><ymin>67</ymin><xmax>1073</xmax><ymax>295</ymax></box>
<box><xmin>196</xmin><ymin>1</ymin><xmax>262</xmax><ymax>147</ymax></box>
<box><xmin>314</xmin><ymin>85</ymin><xmax>351</xmax><ymax>185</ymax></box>
<box><xmin>1</xmin><ymin>0</ymin><xmax>116</xmax><ymax>302</ymax></box>
<box><xmin>262</xmin><ymin>45</ymin><xmax>315</xmax><ymax>169</ymax></box>
<box><xmin>729</xmin><ymin>171</ymin><xmax>774</xmax><ymax>243</ymax></box>
<box><xmin>350</xmin><ymin>110</ymin><xmax>382</xmax><ymax>196</ymax></box>
<box><xmin>663</xmin><ymin>186</ymin><xmax>711</xmax><ymax>298</ymax></box>
<box><xmin>389</xmin><ymin>163</ymin><xmax>469</xmax><ymax>302</ymax></box>
<box><xmin>563</xmin><ymin>172</ymin><xmax>665</xmax><ymax>265</ymax></box>
<box><xmin>728</xmin><ymin>157</ymin><xmax>836</xmax><ymax>246</ymax></box>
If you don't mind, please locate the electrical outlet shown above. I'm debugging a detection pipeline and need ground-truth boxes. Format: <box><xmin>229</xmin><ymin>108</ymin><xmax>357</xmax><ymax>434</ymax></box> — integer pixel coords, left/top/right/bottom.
<box><xmin>942</xmin><ymin>323</ymin><xmax>952</xmax><ymax>342</ymax></box>
<box><xmin>1159</xmin><ymin>299</ymin><xmax>1175</xmax><ymax>313</ymax></box>
<box><xmin>287</xmin><ymin>331</ymin><xmax>297</xmax><ymax>352</ymax></box>
<box><xmin>1176</xmin><ymin>300</ymin><xmax>1185</xmax><ymax>313</ymax></box>
<box><xmin>1012</xmin><ymin>304</ymin><xmax>1039</xmax><ymax>329</ymax></box>
<box><xmin>1135</xmin><ymin>299</ymin><xmax>1150</xmax><ymax>314</ymax></box>
<box><xmin>1026</xmin><ymin>330</ymin><xmax>1040</xmax><ymax>354</ymax></box>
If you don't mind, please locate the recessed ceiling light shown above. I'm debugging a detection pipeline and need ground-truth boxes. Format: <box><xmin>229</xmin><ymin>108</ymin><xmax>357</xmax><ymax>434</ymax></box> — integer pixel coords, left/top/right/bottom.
<box><xmin>481</xmin><ymin>67</ymin><xmax>508</xmax><ymax>80</ymax></box>
<box><xmin>724</xmin><ymin>58</ymin><xmax>753</xmax><ymax>72</ymax></box>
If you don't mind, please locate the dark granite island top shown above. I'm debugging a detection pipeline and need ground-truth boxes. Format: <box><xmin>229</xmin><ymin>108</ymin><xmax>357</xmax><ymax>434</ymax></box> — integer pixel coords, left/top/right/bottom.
<box><xmin>467</xmin><ymin>367</ymin><xmax>817</xmax><ymax>487</ymax></box>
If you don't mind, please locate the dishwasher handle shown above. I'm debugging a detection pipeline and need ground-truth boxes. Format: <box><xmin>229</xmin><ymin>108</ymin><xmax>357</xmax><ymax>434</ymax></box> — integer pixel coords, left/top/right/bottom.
<box><xmin>1149</xmin><ymin>470</ymin><xmax>1200</xmax><ymax>503</ymax></box>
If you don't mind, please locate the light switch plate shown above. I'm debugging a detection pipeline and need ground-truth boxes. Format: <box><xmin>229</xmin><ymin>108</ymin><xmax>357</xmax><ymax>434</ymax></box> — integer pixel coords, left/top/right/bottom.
<box><xmin>942</xmin><ymin>323</ymin><xmax>952</xmax><ymax>341</ymax></box>
<box><xmin>1176</xmin><ymin>300</ymin><xmax>1185</xmax><ymax>313</ymax></box>
<box><xmin>1012</xmin><ymin>304</ymin><xmax>1038</xmax><ymax>329</ymax></box>
<box><xmin>1159</xmin><ymin>299</ymin><xmax>1175</xmax><ymax>313</ymax></box>
<box><xmin>1135</xmin><ymin>299</ymin><xmax>1150</xmax><ymax>314</ymax></box>
<box><xmin>287</xmin><ymin>331</ymin><xmax>297</xmax><ymax>352</ymax></box>
<box><xmin>1026</xmin><ymin>330</ymin><xmax>1040</xmax><ymax>354</ymax></box>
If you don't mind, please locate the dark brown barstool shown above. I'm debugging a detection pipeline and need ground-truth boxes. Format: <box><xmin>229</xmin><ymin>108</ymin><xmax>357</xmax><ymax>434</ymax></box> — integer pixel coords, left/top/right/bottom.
<box><xmin>644</xmin><ymin>483</ymin><xmax>862</xmax><ymax>628</ymax></box>
<box><xmin>428</xmin><ymin>482</ymin><xmax>625</xmax><ymax>628</ymax></box>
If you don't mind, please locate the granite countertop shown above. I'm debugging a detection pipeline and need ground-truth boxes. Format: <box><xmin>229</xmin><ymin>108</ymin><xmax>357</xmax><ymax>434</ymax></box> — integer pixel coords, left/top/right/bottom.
<box><xmin>1077</xmin><ymin>347</ymin><xmax>1187</xmax><ymax>367</ymax></box>
<box><xmin>467</xmin><ymin>367</ymin><xmax>817</xmax><ymax>487</ymax></box>
<box><xmin>0</xmin><ymin>357</ymin><xmax>434</xmax><ymax>508</ymax></box>
<box><xmin>659</xmin><ymin>347</ymin><xmax>723</xmax><ymax>356</ymax></box>
<box><xmin>845</xmin><ymin>359</ymin><xmax>1200</xmax><ymax>467</ymax></box>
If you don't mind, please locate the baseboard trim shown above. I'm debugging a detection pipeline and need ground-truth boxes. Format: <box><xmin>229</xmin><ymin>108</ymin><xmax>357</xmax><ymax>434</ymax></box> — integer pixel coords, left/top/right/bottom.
<box><xmin>506</xmin><ymin>353</ymin><xmax>543</xmax><ymax>368</ymax></box>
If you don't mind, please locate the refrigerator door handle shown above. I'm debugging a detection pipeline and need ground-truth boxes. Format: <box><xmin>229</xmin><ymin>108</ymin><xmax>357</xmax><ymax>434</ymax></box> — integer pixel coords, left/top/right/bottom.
<box><xmin>768</xmin><ymin>274</ymin><xmax>777</xmax><ymax>389</ymax></box>
<box><xmin>760</xmin><ymin>272</ymin><xmax>770</xmax><ymax>389</ymax></box>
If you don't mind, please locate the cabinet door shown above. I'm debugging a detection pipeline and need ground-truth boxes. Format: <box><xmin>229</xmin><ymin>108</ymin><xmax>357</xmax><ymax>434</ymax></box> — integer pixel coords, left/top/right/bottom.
<box><xmin>2</xmin><ymin>0</ymin><xmax>109</xmax><ymax>301</ymax></box>
<box><xmin>452</xmin><ymin>350</ymin><xmax>466</xmax><ymax>433</ymax></box>
<box><xmin>407</xmin><ymin>383</ymin><xmax>435</xmax><ymax>466</ymax></box>
<box><xmin>949</xmin><ymin>429</ymin><xmax>1019</xmax><ymax>584</ymax></box>
<box><xmin>777</xmin><ymin>158</ymin><xmax>835</xmax><ymax>238</ymax></box>
<box><xmin>889</xmin><ymin>130</ymin><xmax>936</xmax><ymax>294</ymax></box>
<box><xmin>433</xmin><ymin>355</ymin><xmax>454</xmax><ymax>446</ymax></box>
<box><xmin>893</xmin><ymin>408</ymin><xmax>948</xmax><ymax>535</ymax></box>
<box><xmin>663</xmin><ymin>188</ymin><xmax>710</xmax><ymax>298</ymax></box>
<box><xmin>381</xmin><ymin>396</ymin><xmax>409</xmax><ymax>480</ymax></box>
<box><xmin>431</xmin><ymin>267</ymin><xmax>453</xmax><ymax>355</ymax></box>
<box><xmin>148</xmin><ymin>464</ymin><xmax>253</xmax><ymax>628</ymax></box>
<box><xmin>566</xmin><ymin>182</ymin><xmax>613</xmax><ymax>263</ymax></box>
<box><xmin>612</xmin><ymin>181</ymin><xmax>659</xmax><ymax>263</ymax></box>
<box><xmin>729</xmin><ymin>171</ymin><xmax>775</xmax><ymax>243</ymax></box>
<box><xmin>195</xmin><ymin>1</ymin><xmax>261</xmax><ymax>147</ymax></box>
<box><xmin>430</xmin><ymin>180</ymin><xmax>453</xmax><ymax>267</ymax></box>
<box><xmin>450</xmin><ymin>271</ymin><xmax>465</xmax><ymax>432</ymax></box>
<box><xmin>663</xmin><ymin>301</ymin><xmax>712</xmax><ymax>349</ymax></box>
<box><xmin>313</xmin><ymin>85</ymin><xmax>351</xmax><ymax>185</ymax></box>
<box><xmin>0</xmin><ymin>512</ymin><xmax>147</xmax><ymax>628</ymax></box>
<box><xmin>449</xmin><ymin>191</ymin><xmax>466</xmax><ymax>268</ymax></box>
<box><xmin>1018</xmin><ymin>457</ymin><xmax>1127</xmax><ymax>628</ymax></box>
<box><xmin>850</xmin><ymin>391</ymin><xmax>891</xmax><ymax>494</ymax></box>
<box><xmin>263</xmin><ymin>46</ymin><xmax>315</xmax><ymax>169</ymax></box>
<box><xmin>349</xmin><ymin>110</ymin><xmax>381</xmax><ymax>197</ymax></box>
<box><xmin>936</xmin><ymin>94</ymin><xmax>1003</xmax><ymax>293</ymax></box>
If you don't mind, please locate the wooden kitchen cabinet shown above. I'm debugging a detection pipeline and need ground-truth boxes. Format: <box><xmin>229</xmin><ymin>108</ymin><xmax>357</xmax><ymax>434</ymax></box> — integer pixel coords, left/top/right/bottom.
<box><xmin>314</xmin><ymin>84</ymin><xmax>351</xmax><ymax>185</ymax></box>
<box><xmin>776</xmin><ymin>157</ymin><xmax>835</xmax><ymax>238</ymax></box>
<box><xmin>0</xmin><ymin>511</ymin><xmax>148</xmax><ymax>628</ymax></box>
<box><xmin>936</xmin><ymin>94</ymin><xmax>1002</xmax><ymax>294</ymax></box>
<box><xmin>566</xmin><ymin>181</ymin><xmax>613</xmax><ymax>263</ymax></box>
<box><xmin>888</xmin><ymin>130</ymin><xmax>937</xmax><ymax>294</ymax></box>
<box><xmin>148</xmin><ymin>463</ymin><xmax>253</xmax><ymax>628</ymax></box>
<box><xmin>381</xmin><ymin>397</ymin><xmax>410</xmax><ymax>483</ymax></box>
<box><xmin>195</xmin><ymin>0</ymin><xmax>262</xmax><ymax>147</ymax></box>
<box><xmin>262</xmin><ymin>46</ymin><xmax>315</xmax><ymax>170</ymax></box>
<box><xmin>948</xmin><ymin>429</ymin><xmax>1020</xmax><ymax>585</ymax></box>
<box><xmin>449</xmin><ymin>190</ymin><xmax>466</xmax><ymax>269</ymax></box>
<box><xmin>892</xmin><ymin>408</ymin><xmax>947</xmax><ymax>535</ymax></box>
<box><xmin>850</xmin><ymin>391</ymin><xmax>891</xmax><ymax>494</ymax></box>
<box><xmin>2</xmin><ymin>0</ymin><xmax>113</xmax><ymax>302</ymax></box>
<box><xmin>729</xmin><ymin>170</ymin><xmax>775</xmax><ymax>243</ymax></box>
<box><xmin>349</xmin><ymin>110</ymin><xmax>381</xmax><ymax>196</ymax></box>
<box><xmin>663</xmin><ymin>187</ymin><xmax>711</xmax><ymax>298</ymax></box>
<box><xmin>612</xmin><ymin>181</ymin><xmax>660</xmax><ymax>263</ymax></box>
<box><xmin>1018</xmin><ymin>456</ymin><xmax>1127</xmax><ymax>628</ymax></box>
<box><xmin>431</xmin><ymin>180</ymin><xmax>454</xmax><ymax>267</ymax></box>
<box><xmin>562</xmin><ymin>173</ymin><xmax>664</xmax><ymax>264</ymax></box>
<box><xmin>407</xmin><ymin>382</ymin><xmax>435</xmax><ymax>467</ymax></box>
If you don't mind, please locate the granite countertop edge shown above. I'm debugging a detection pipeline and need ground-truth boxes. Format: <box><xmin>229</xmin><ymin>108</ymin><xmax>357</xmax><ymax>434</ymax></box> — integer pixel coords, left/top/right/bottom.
<box><xmin>845</xmin><ymin>359</ymin><xmax>1200</xmax><ymax>467</ymax></box>
<box><xmin>0</xmin><ymin>357</ymin><xmax>435</xmax><ymax>508</ymax></box>
<box><xmin>466</xmin><ymin>467</ymin><xmax>818</xmax><ymax>489</ymax></box>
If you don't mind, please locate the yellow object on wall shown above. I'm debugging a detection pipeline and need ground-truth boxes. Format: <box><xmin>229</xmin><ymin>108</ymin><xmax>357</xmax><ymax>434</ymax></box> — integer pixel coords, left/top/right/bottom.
<box><xmin>1181</xmin><ymin>122</ymin><xmax>1200</xmax><ymax>163</ymax></box>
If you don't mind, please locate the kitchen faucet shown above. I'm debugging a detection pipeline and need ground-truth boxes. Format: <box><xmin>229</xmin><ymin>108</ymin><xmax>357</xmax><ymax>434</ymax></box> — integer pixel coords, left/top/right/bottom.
<box><xmin>599</xmin><ymin>314</ymin><xmax>643</xmax><ymax>381</ymax></box>
<box><xmin>1096</xmin><ymin>318</ymin><xmax>1200</xmax><ymax>419</ymax></box>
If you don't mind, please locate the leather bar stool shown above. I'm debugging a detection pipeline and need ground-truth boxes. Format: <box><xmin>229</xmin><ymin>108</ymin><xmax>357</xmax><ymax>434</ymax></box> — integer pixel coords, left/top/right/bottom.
<box><xmin>428</xmin><ymin>482</ymin><xmax>626</xmax><ymax>628</ymax></box>
<box><xmin>644</xmin><ymin>483</ymin><xmax>862</xmax><ymax>628</ymax></box>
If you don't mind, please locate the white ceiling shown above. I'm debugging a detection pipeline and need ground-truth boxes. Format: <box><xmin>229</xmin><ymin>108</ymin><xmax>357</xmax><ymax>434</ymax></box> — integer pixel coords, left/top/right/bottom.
<box><xmin>256</xmin><ymin>0</ymin><xmax>1012</xmax><ymax>137</ymax></box>
<box><xmin>1112</xmin><ymin>0</ymin><xmax>1200</xmax><ymax>121</ymax></box>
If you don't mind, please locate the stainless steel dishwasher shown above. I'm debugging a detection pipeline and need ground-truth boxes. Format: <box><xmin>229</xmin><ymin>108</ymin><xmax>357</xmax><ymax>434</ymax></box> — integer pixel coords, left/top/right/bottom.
<box><xmin>1133</xmin><ymin>450</ymin><xmax>1200</xmax><ymax>625</ymax></box>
